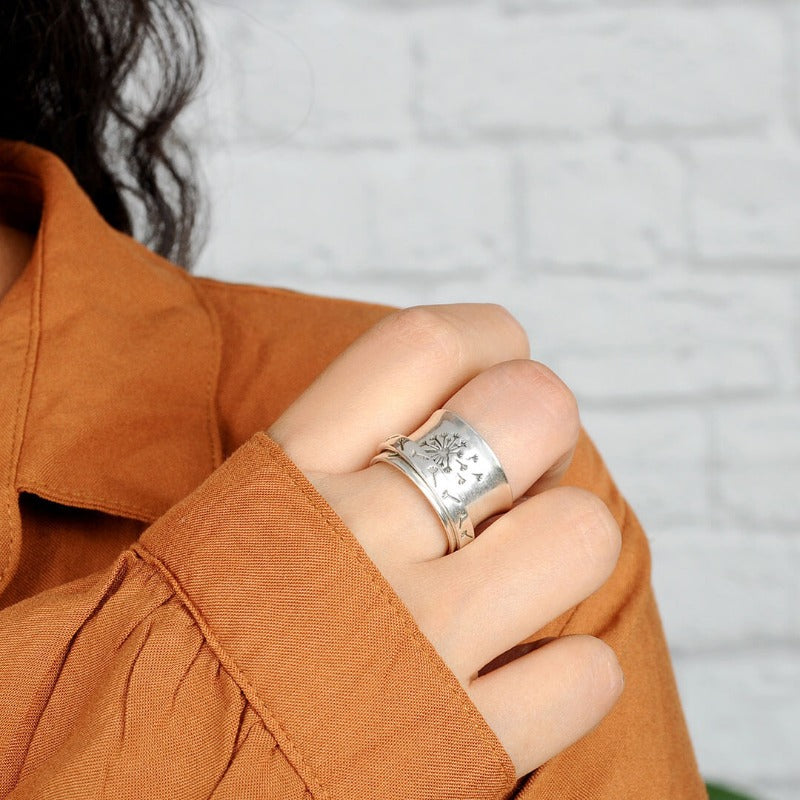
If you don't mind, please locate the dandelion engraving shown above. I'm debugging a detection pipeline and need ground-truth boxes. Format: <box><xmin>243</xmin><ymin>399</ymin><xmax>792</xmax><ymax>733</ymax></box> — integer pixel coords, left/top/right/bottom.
<box><xmin>420</xmin><ymin>432</ymin><xmax>470</xmax><ymax>471</ymax></box>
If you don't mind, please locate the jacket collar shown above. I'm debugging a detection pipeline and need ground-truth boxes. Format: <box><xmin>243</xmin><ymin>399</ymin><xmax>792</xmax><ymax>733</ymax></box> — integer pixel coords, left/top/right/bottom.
<box><xmin>0</xmin><ymin>140</ymin><xmax>222</xmax><ymax>530</ymax></box>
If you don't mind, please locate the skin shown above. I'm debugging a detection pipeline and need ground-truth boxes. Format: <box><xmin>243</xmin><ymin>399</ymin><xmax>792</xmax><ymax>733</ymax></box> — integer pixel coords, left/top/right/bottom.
<box><xmin>0</xmin><ymin>222</ymin><xmax>34</xmax><ymax>301</ymax></box>
<box><xmin>268</xmin><ymin>303</ymin><xmax>625</xmax><ymax>779</ymax></box>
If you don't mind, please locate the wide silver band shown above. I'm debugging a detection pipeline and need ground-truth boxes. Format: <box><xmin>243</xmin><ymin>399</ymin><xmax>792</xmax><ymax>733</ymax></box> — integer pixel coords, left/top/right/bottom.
<box><xmin>369</xmin><ymin>409</ymin><xmax>513</xmax><ymax>553</ymax></box>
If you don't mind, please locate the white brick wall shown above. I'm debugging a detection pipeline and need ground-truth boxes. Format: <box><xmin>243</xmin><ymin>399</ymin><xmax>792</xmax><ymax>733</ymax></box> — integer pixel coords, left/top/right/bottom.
<box><xmin>187</xmin><ymin>2</ymin><xmax>800</xmax><ymax>796</ymax></box>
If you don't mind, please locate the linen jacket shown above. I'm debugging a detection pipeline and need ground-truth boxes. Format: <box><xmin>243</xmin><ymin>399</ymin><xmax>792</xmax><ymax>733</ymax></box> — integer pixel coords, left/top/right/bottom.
<box><xmin>0</xmin><ymin>141</ymin><xmax>706</xmax><ymax>799</ymax></box>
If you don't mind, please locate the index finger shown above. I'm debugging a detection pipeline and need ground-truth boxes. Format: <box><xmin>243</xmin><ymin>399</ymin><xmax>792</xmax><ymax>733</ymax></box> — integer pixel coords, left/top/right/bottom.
<box><xmin>267</xmin><ymin>303</ymin><xmax>530</xmax><ymax>473</ymax></box>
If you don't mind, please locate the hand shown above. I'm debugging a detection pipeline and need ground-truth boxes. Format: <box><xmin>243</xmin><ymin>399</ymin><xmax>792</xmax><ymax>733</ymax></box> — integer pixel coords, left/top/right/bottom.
<box><xmin>267</xmin><ymin>303</ymin><xmax>624</xmax><ymax>780</ymax></box>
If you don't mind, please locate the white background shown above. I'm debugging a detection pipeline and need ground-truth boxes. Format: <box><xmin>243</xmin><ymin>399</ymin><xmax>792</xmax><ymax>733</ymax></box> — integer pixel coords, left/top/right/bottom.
<box><xmin>184</xmin><ymin>2</ymin><xmax>800</xmax><ymax>797</ymax></box>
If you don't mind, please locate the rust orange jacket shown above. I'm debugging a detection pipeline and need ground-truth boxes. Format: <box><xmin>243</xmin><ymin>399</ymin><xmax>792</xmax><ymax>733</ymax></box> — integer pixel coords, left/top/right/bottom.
<box><xmin>0</xmin><ymin>141</ymin><xmax>705</xmax><ymax>799</ymax></box>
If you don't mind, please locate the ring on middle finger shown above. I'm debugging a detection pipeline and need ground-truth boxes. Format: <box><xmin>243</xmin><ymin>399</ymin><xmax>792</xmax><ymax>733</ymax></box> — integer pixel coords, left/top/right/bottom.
<box><xmin>369</xmin><ymin>409</ymin><xmax>513</xmax><ymax>554</ymax></box>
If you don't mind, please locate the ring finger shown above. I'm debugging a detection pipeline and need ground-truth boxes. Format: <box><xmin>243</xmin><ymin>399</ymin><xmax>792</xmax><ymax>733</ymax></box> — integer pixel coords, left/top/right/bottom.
<box><xmin>397</xmin><ymin>484</ymin><xmax>622</xmax><ymax>684</ymax></box>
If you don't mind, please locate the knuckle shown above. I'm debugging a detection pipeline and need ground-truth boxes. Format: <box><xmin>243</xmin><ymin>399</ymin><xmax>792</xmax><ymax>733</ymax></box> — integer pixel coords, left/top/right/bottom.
<box><xmin>484</xmin><ymin>303</ymin><xmax>531</xmax><ymax>358</ymax></box>
<box><xmin>585</xmin><ymin>637</ymin><xmax>625</xmax><ymax>704</ymax></box>
<box><xmin>529</xmin><ymin>361</ymin><xmax>580</xmax><ymax>436</ymax></box>
<box><xmin>560</xmin><ymin>487</ymin><xmax>622</xmax><ymax>571</ymax></box>
<box><xmin>496</xmin><ymin>360</ymin><xmax>580</xmax><ymax>439</ymax></box>
<box><xmin>397</xmin><ymin>565</ymin><xmax>463</xmax><ymax>655</ymax></box>
<box><xmin>380</xmin><ymin>305</ymin><xmax>463</xmax><ymax>369</ymax></box>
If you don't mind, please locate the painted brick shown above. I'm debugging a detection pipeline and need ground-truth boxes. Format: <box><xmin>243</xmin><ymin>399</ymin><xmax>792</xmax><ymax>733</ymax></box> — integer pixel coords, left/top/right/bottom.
<box><xmin>187</xmin><ymin>3</ymin><xmax>370</xmax><ymax>145</ymax></box>
<box><xmin>558</xmin><ymin>343</ymin><xmax>776</xmax><ymax>402</ymax></box>
<box><xmin>188</xmin><ymin>3</ymin><xmax>414</xmax><ymax>147</ymax></box>
<box><xmin>712</xmin><ymin>402</ymin><xmax>800</xmax><ymax>528</ymax></box>
<box><xmin>789</xmin><ymin>3</ymin><xmax>800</xmax><ymax>133</ymax></box>
<box><xmin>415</xmin><ymin>7</ymin><xmax>780</xmax><ymax>137</ymax></box>
<box><xmin>195</xmin><ymin>148</ymin><xmax>372</xmax><ymax>281</ymax></box>
<box><xmin>479</xmin><ymin>273</ymin><xmax>794</xmax><ymax>363</ymax></box>
<box><xmin>578</xmin><ymin>408</ymin><xmax>708</xmax><ymax>529</ymax></box>
<box><xmin>365</xmin><ymin>149</ymin><xmax>514</xmax><ymax>275</ymax></box>
<box><xmin>195</xmin><ymin>147</ymin><xmax>511</xmax><ymax>280</ymax></box>
<box><xmin>240</xmin><ymin>11</ymin><xmax>414</xmax><ymax>145</ymax></box>
<box><xmin>522</xmin><ymin>143</ymin><xmax>685</xmax><ymax>273</ymax></box>
<box><xmin>415</xmin><ymin>9</ymin><xmax>616</xmax><ymax>136</ymax></box>
<box><xmin>611</xmin><ymin>6</ymin><xmax>782</xmax><ymax>131</ymax></box>
<box><xmin>651</xmin><ymin>529</ymin><xmax>800</xmax><ymax>651</ymax></box>
<box><xmin>673</xmin><ymin>650</ymin><xmax>800</xmax><ymax>784</ymax></box>
<box><xmin>691</xmin><ymin>143</ymin><xmax>800</xmax><ymax>263</ymax></box>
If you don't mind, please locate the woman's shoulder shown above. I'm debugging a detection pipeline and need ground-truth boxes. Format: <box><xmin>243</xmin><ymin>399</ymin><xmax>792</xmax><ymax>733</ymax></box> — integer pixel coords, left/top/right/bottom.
<box><xmin>193</xmin><ymin>273</ymin><xmax>396</xmax><ymax>339</ymax></box>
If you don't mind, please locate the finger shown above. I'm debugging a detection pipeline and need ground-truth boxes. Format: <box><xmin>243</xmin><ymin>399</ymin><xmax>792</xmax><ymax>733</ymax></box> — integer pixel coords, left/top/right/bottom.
<box><xmin>347</xmin><ymin>358</ymin><xmax>581</xmax><ymax>565</ymax></box>
<box><xmin>402</xmin><ymin>486</ymin><xmax>621</xmax><ymax>680</ymax></box>
<box><xmin>267</xmin><ymin>304</ymin><xmax>529</xmax><ymax>472</ymax></box>
<box><xmin>468</xmin><ymin>635</ymin><xmax>624</xmax><ymax>779</ymax></box>
<box><xmin>442</xmin><ymin>358</ymin><xmax>581</xmax><ymax>501</ymax></box>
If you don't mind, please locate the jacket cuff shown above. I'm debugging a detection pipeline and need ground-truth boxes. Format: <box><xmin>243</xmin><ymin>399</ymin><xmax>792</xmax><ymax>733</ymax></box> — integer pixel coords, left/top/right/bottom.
<box><xmin>137</xmin><ymin>431</ymin><xmax>517</xmax><ymax>800</ymax></box>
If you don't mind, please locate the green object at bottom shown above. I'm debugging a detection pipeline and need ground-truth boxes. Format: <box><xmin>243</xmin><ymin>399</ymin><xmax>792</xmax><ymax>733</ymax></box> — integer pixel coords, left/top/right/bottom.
<box><xmin>706</xmin><ymin>783</ymin><xmax>759</xmax><ymax>800</ymax></box>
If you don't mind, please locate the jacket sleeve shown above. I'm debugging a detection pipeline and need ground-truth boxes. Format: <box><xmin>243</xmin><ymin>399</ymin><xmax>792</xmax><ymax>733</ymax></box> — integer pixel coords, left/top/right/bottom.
<box><xmin>0</xmin><ymin>431</ymin><xmax>518</xmax><ymax>800</ymax></box>
<box><xmin>513</xmin><ymin>427</ymin><xmax>707</xmax><ymax>799</ymax></box>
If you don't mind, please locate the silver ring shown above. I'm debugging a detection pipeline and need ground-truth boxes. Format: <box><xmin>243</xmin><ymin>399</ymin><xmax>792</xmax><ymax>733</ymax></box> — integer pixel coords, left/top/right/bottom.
<box><xmin>369</xmin><ymin>409</ymin><xmax>513</xmax><ymax>554</ymax></box>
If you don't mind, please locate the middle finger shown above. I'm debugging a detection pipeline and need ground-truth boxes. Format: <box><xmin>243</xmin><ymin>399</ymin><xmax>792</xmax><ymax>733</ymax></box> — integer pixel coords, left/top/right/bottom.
<box><xmin>323</xmin><ymin>358</ymin><xmax>582</xmax><ymax>568</ymax></box>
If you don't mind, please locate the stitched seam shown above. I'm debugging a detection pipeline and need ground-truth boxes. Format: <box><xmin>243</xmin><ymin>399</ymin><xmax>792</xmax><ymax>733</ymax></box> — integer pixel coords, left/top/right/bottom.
<box><xmin>0</xmin><ymin>554</ymin><xmax>133</xmax><ymax>789</ymax></box>
<box><xmin>196</xmin><ymin>279</ymin><xmax>322</xmax><ymax>299</ymax></box>
<box><xmin>196</xmin><ymin>277</ymin><xmax>399</xmax><ymax>311</ymax></box>
<box><xmin>252</xmin><ymin>433</ymin><xmax>517</xmax><ymax>786</ymax></box>
<box><xmin>176</xmin><ymin>270</ymin><xmax>224</xmax><ymax>471</ymax></box>
<box><xmin>196</xmin><ymin>279</ymin><xmax>304</xmax><ymax>297</ymax></box>
<box><xmin>129</xmin><ymin>542</ymin><xmax>329</xmax><ymax>800</ymax></box>
<box><xmin>1</xmin><ymin>209</ymin><xmax>43</xmax><ymax>589</ymax></box>
<box><xmin>106</xmin><ymin>227</ymin><xmax>224</xmax><ymax>475</ymax></box>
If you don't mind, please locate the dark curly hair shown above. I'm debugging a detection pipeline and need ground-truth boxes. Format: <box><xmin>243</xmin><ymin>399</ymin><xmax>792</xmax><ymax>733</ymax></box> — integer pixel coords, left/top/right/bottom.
<box><xmin>0</xmin><ymin>0</ymin><xmax>205</xmax><ymax>268</ymax></box>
